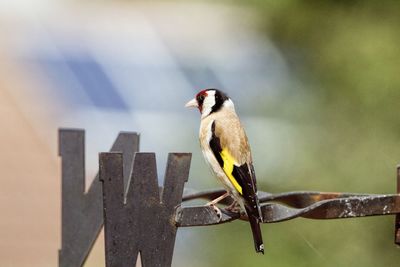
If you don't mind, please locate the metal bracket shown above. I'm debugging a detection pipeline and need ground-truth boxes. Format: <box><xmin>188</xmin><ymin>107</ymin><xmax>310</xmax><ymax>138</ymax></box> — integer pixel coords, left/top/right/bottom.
<box><xmin>99</xmin><ymin>152</ymin><xmax>191</xmax><ymax>267</ymax></box>
<box><xmin>97</xmin><ymin>152</ymin><xmax>400</xmax><ymax>267</ymax></box>
<box><xmin>178</xmin><ymin>186</ymin><xmax>400</xmax><ymax>251</ymax></box>
<box><xmin>178</xmin><ymin>189</ymin><xmax>400</xmax><ymax>226</ymax></box>
<box><xmin>58</xmin><ymin>128</ymin><xmax>400</xmax><ymax>267</ymax></box>
<box><xmin>58</xmin><ymin>129</ymin><xmax>139</xmax><ymax>267</ymax></box>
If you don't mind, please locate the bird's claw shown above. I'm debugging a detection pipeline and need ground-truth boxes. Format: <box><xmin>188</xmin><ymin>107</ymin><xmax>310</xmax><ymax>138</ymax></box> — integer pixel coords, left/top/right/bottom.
<box><xmin>206</xmin><ymin>203</ymin><xmax>222</xmax><ymax>221</ymax></box>
<box><xmin>225</xmin><ymin>201</ymin><xmax>241</xmax><ymax>213</ymax></box>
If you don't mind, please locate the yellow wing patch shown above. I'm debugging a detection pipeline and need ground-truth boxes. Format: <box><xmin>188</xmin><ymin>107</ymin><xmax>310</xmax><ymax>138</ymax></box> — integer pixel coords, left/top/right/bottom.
<box><xmin>220</xmin><ymin>149</ymin><xmax>243</xmax><ymax>195</ymax></box>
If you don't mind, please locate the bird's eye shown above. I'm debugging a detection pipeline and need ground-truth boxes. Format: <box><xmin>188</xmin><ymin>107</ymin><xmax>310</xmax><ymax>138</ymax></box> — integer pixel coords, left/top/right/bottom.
<box><xmin>198</xmin><ymin>95</ymin><xmax>205</xmax><ymax>101</ymax></box>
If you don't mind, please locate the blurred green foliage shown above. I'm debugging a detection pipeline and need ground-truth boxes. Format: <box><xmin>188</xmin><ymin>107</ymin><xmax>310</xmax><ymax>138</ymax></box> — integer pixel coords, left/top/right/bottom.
<box><xmin>177</xmin><ymin>1</ymin><xmax>400</xmax><ymax>266</ymax></box>
<box><xmin>255</xmin><ymin>0</ymin><xmax>400</xmax><ymax>193</ymax></box>
<box><xmin>265</xmin><ymin>0</ymin><xmax>400</xmax><ymax>118</ymax></box>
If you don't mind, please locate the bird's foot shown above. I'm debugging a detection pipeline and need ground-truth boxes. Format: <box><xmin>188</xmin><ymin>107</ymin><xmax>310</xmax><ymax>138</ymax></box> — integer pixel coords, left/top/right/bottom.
<box><xmin>206</xmin><ymin>203</ymin><xmax>222</xmax><ymax>221</ymax></box>
<box><xmin>225</xmin><ymin>201</ymin><xmax>241</xmax><ymax>213</ymax></box>
<box><xmin>206</xmin><ymin>192</ymin><xmax>230</xmax><ymax>206</ymax></box>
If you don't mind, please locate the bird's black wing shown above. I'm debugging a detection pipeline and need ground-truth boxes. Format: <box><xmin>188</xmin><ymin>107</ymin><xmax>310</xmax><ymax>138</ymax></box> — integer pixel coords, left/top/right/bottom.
<box><xmin>209</xmin><ymin>120</ymin><xmax>264</xmax><ymax>253</ymax></box>
<box><xmin>209</xmin><ymin>121</ymin><xmax>260</xmax><ymax>215</ymax></box>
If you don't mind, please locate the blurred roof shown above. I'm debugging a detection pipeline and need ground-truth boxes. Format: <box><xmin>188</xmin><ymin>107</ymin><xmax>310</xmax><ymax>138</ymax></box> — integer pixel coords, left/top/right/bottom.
<box><xmin>0</xmin><ymin>1</ymin><xmax>290</xmax><ymax>177</ymax></box>
<box><xmin>0</xmin><ymin>2</ymin><xmax>290</xmax><ymax>266</ymax></box>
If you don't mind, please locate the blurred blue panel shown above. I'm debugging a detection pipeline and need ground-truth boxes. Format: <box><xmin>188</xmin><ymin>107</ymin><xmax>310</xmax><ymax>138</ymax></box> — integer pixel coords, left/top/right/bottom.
<box><xmin>37</xmin><ymin>58</ymin><xmax>89</xmax><ymax>107</ymax></box>
<box><xmin>37</xmin><ymin>54</ymin><xmax>129</xmax><ymax>111</ymax></box>
<box><xmin>65</xmin><ymin>58</ymin><xmax>129</xmax><ymax>111</ymax></box>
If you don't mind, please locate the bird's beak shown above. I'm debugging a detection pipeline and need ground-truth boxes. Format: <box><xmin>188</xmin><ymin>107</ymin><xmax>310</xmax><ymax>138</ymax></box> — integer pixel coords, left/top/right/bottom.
<box><xmin>185</xmin><ymin>98</ymin><xmax>198</xmax><ymax>108</ymax></box>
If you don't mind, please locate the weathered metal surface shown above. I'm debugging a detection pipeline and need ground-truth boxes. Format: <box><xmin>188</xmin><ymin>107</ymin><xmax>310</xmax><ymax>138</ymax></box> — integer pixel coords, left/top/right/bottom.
<box><xmin>261</xmin><ymin>194</ymin><xmax>400</xmax><ymax>222</ymax></box>
<box><xmin>58</xmin><ymin>129</ymin><xmax>139</xmax><ymax>267</ymax></box>
<box><xmin>176</xmin><ymin>206</ymin><xmax>239</xmax><ymax>227</ymax></box>
<box><xmin>395</xmin><ymin>165</ymin><xmax>400</xmax><ymax>245</ymax></box>
<box><xmin>99</xmin><ymin>152</ymin><xmax>191</xmax><ymax>267</ymax></box>
<box><xmin>177</xmin><ymin>190</ymin><xmax>400</xmax><ymax>226</ymax></box>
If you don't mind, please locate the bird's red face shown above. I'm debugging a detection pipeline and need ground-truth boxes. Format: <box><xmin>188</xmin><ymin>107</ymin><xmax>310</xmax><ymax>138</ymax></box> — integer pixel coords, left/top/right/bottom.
<box><xmin>194</xmin><ymin>90</ymin><xmax>208</xmax><ymax>113</ymax></box>
<box><xmin>185</xmin><ymin>89</ymin><xmax>229</xmax><ymax>117</ymax></box>
<box><xmin>185</xmin><ymin>90</ymin><xmax>208</xmax><ymax>113</ymax></box>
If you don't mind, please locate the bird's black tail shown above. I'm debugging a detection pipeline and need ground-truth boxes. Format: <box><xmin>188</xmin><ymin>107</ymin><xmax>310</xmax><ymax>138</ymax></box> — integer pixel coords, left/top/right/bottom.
<box><xmin>245</xmin><ymin>206</ymin><xmax>264</xmax><ymax>254</ymax></box>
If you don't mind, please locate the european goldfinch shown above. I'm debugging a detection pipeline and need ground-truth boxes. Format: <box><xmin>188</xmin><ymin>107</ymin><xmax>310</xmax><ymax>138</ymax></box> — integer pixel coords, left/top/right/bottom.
<box><xmin>185</xmin><ymin>89</ymin><xmax>264</xmax><ymax>254</ymax></box>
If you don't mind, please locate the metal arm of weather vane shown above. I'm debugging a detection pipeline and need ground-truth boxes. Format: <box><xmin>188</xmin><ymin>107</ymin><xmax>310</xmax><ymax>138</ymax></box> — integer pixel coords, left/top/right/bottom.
<box><xmin>176</xmin><ymin>166</ymin><xmax>400</xmax><ymax>245</ymax></box>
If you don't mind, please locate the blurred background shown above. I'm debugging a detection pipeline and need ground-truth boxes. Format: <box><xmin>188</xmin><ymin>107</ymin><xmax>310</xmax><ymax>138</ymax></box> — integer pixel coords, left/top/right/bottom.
<box><xmin>1</xmin><ymin>0</ymin><xmax>400</xmax><ymax>266</ymax></box>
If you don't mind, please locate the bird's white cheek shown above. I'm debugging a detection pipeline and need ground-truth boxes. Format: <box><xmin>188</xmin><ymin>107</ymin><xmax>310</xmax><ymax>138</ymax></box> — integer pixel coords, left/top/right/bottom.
<box><xmin>201</xmin><ymin>93</ymin><xmax>216</xmax><ymax>118</ymax></box>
